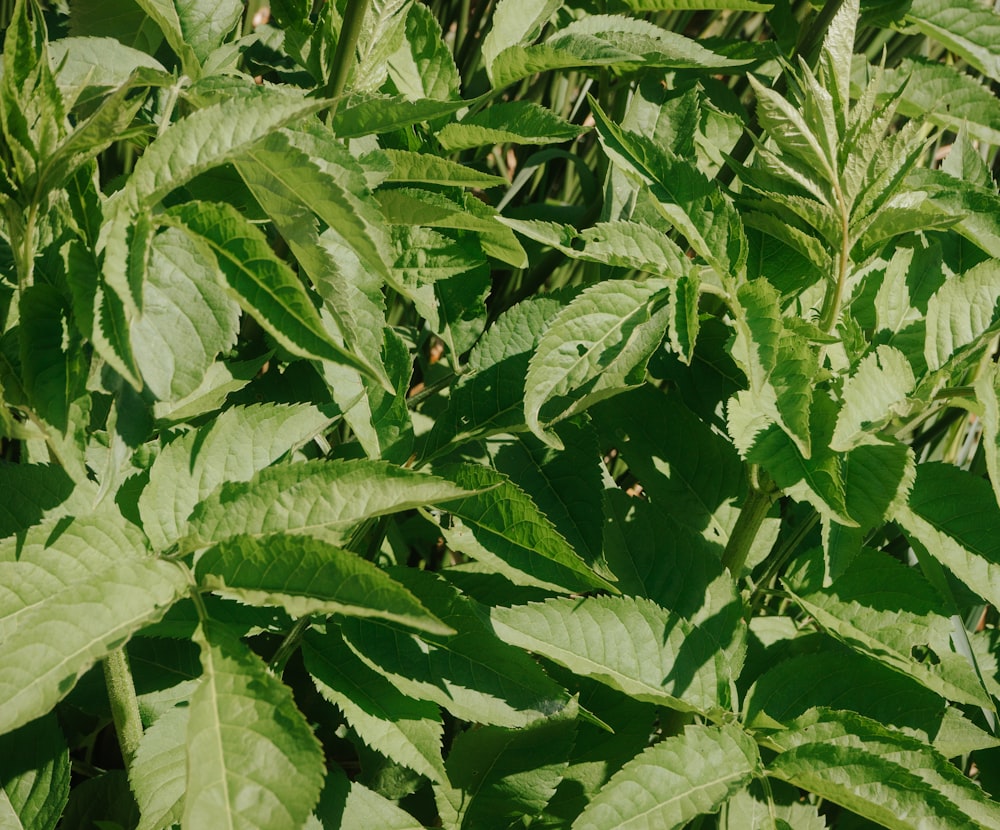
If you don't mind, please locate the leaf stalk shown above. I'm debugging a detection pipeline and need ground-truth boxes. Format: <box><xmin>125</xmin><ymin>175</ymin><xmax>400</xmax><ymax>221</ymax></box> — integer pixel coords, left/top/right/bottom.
<box><xmin>102</xmin><ymin>648</ymin><xmax>143</xmax><ymax>771</ymax></box>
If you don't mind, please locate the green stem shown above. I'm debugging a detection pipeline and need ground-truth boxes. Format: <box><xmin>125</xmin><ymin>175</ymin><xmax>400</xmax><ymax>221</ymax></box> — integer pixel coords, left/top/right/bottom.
<box><xmin>269</xmin><ymin>616</ymin><xmax>312</xmax><ymax>675</ymax></box>
<box><xmin>103</xmin><ymin>648</ymin><xmax>143</xmax><ymax>771</ymax></box>
<box><xmin>324</xmin><ymin>0</ymin><xmax>373</xmax><ymax>123</ymax></box>
<box><xmin>721</xmin><ymin>469</ymin><xmax>778</xmax><ymax>577</ymax></box>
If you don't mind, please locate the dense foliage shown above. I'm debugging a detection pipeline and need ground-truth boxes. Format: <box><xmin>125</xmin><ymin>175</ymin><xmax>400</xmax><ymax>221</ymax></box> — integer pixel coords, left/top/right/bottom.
<box><xmin>3</xmin><ymin>0</ymin><xmax>1000</xmax><ymax>827</ymax></box>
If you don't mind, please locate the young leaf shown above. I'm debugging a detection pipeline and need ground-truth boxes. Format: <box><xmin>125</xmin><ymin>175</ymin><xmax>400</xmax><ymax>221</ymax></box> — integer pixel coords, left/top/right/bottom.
<box><xmin>573</xmin><ymin>724</ymin><xmax>759</xmax><ymax>830</ymax></box>
<box><xmin>490</xmin><ymin>594</ymin><xmax>744</xmax><ymax>715</ymax></box>
<box><xmin>893</xmin><ymin>462</ymin><xmax>1000</xmax><ymax>610</ymax></box>
<box><xmin>784</xmin><ymin>548</ymin><xmax>992</xmax><ymax>707</ymax></box>
<box><xmin>524</xmin><ymin>278</ymin><xmax>670</xmax><ymax>448</ymax></box>
<box><xmin>303</xmin><ymin>628</ymin><xmax>447</xmax><ymax>784</ymax></box>
<box><xmin>435</xmin><ymin>462</ymin><xmax>616</xmax><ymax>594</ymax></box>
<box><xmin>339</xmin><ymin>569</ymin><xmax>572</xmax><ymax>727</ymax></box>
<box><xmin>0</xmin><ymin>512</ymin><xmax>187</xmax><ymax>735</ymax></box>
<box><xmin>180</xmin><ymin>459</ymin><xmax>478</xmax><ymax>551</ymax></box>
<box><xmin>830</xmin><ymin>345</ymin><xmax>915</xmax><ymax>452</ymax></box>
<box><xmin>195</xmin><ymin>534</ymin><xmax>453</xmax><ymax>635</ymax></box>
<box><xmin>139</xmin><ymin>402</ymin><xmax>336</xmax><ymax>550</ymax></box>
<box><xmin>184</xmin><ymin>621</ymin><xmax>325</xmax><ymax>829</ymax></box>
<box><xmin>434</xmin><ymin>701</ymin><xmax>578</xmax><ymax>829</ymax></box>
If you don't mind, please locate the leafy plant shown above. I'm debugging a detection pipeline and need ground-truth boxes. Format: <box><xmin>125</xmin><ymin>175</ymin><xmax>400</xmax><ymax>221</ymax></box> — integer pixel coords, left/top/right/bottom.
<box><xmin>3</xmin><ymin>0</ymin><xmax>1000</xmax><ymax>827</ymax></box>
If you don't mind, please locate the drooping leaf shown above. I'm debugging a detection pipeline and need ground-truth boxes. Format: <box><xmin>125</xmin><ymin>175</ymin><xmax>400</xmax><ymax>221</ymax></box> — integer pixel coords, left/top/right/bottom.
<box><xmin>481</xmin><ymin>0</ymin><xmax>563</xmax><ymax>82</ymax></box>
<box><xmin>183</xmin><ymin>621</ymin><xmax>325</xmax><ymax>829</ymax></box>
<box><xmin>573</xmin><ymin>724</ymin><xmax>759</xmax><ymax>830</ymax></box>
<box><xmin>303</xmin><ymin>628</ymin><xmax>447</xmax><ymax>784</ymax></box>
<box><xmin>434</xmin><ymin>701</ymin><xmax>578</xmax><ymax>829</ymax></box>
<box><xmin>524</xmin><ymin>278</ymin><xmax>670</xmax><ymax>448</ymax></box>
<box><xmin>0</xmin><ymin>512</ymin><xmax>187</xmax><ymax>735</ymax></box>
<box><xmin>195</xmin><ymin>534</ymin><xmax>452</xmax><ymax>635</ymax></box>
<box><xmin>180</xmin><ymin>459</ymin><xmax>478</xmax><ymax>551</ymax></box>
<box><xmin>435</xmin><ymin>462</ymin><xmax>615</xmax><ymax>594</ymax></box>
<box><xmin>339</xmin><ymin>569</ymin><xmax>572</xmax><ymax>727</ymax></box>
<box><xmin>139</xmin><ymin>402</ymin><xmax>336</xmax><ymax>550</ymax></box>
<box><xmin>490</xmin><ymin>594</ymin><xmax>743</xmax><ymax>715</ymax></box>
<box><xmin>381</xmin><ymin>149</ymin><xmax>506</xmax><ymax>188</ymax></box>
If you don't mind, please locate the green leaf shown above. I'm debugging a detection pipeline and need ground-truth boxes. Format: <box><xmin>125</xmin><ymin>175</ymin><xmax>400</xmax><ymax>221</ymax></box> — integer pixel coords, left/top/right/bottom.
<box><xmin>830</xmin><ymin>345</ymin><xmax>915</xmax><ymax>452</ymax></box>
<box><xmin>436</xmin><ymin>462</ymin><xmax>615</xmax><ymax>594</ymax></box>
<box><xmin>976</xmin><ymin>362</ymin><xmax>1000</xmax><ymax>509</ymax></box>
<box><xmin>195</xmin><ymin>534</ymin><xmax>452</xmax><ymax>635</ymax></box>
<box><xmin>481</xmin><ymin>0</ymin><xmax>563</xmax><ymax>83</ymax></box>
<box><xmin>573</xmin><ymin>724</ymin><xmax>759</xmax><ymax>830</ymax></box>
<box><xmin>129</xmin><ymin>225</ymin><xmax>241</xmax><ymax>401</ymax></box>
<box><xmin>768</xmin><ymin>708</ymin><xmax>1000</xmax><ymax>829</ymax></box>
<box><xmin>0</xmin><ymin>714</ymin><xmax>70</xmax><ymax>830</ymax></box>
<box><xmin>858</xmin><ymin>57</ymin><xmax>1000</xmax><ymax>148</ymax></box>
<box><xmin>500</xmin><ymin>218</ymin><xmax>690</xmax><ymax>277</ymax></box>
<box><xmin>390</xmin><ymin>225</ymin><xmax>490</xmax><ymax>358</ymax></box>
<box><xmin>617</xmin><ymin>0</ymin><xmax>771</xmax><ymax>7</ymax></box>
<box><xmin>893</xmin><ymin>462</ymin><xmax>1000</xmax><ymax>610</ymax></box>
<box><xmin>434</xmin><ymin>701</ymin><xmax>578</xmax><ymax>829</ymax></box>
<box><xmin>339</xmin><ymin>569</ymin><xmax>572</xmax><ymax>727</ymax></box>
<box><xmin>437</xmin><ymin>101</ymin><xmax>586</xmax><ymax>151</ymax></box>
<box><xmin>490</xmin><ymin>594</ymin><xmax>743</xmax><ymax>715</ymax></box>
<box><xmin>166</xmin><ymin>200</ymin><xmax>386</xmax><ymax>382</ymax></box>
<box><xmin>315</xmin><ymin>775</ymin><xmax>425</xmax><ymax>830</ymax></box>
<box><xmin>114</xmin><ymin>89</ymin><xmax>326</xmax><ymax>211</ymax></box>
<box><xmin>744</xmin><ymin>645</ymin><xmax>999</xmax><ymax>757</ymax></box>
<box><xmin>590</xmin><ymin>385</ymin><xmax>745</xmax><ymax>551</ymax></box>
<box><xmin>524</xmin><ymin>279</ymin><xmax>670</xmax><ymax>448</ymax></box>
<box><xmin>0</xmin><ymin>512</ymin><xmax>187</xmax><ymax>735</ymax></box>
<box><xmin>18</xmin><ymin>284</ymin><xmax>88</xmax><ymax>434</ymax></box>
<box><xmin>180</xmin><ymin>459</ymin><xmax>478</xmax><ymax>551</ymax></box>
<box><xmin>139</xmin><ymin>402</ymin><xmax>335</xmax><ymax>550</ymax></box>
<box><xmin>730</xmin><ymin>279</ymin><xmax>817</xmax><ymax>457</ymax></box>
<box><xmin>904</xmin><ymin>0</ymin><xmax>1000</xmax><ymax>83</ymax></box>
<box><xmin>590</xmin><ymin>101</ymin><xmax>746</xmax><ymax>278</ymax></box>
<box><xmin>130</xmin><ymin>703</ymin><xmax>188</xmax><ymax>830</ymax></box>
<box><xmin>331</xmin><ymin>93</ymin><xmax>473</xmax><ymax>139</ymax></box>
<box><xmin>907</xmin><ymin>168</ymin><xmax>1000</xmax><ymax>259</ymax></box>
<box><xmin>924</xmin><ymin>258</ymin><xmax>1000</xmax><ymax>371</ymax></box>
<box><xmin>421</xmin><ymin>294</ymin><xmax>565</xmax><ymax>460</ymax></box>
<box><xmin>784</xmin><ymin>548</ymin><xmax>992</xmax><ymax>707</ymax></box>
<box><xmin>381</xmin><ymin>149</ymin><xmax>507</xmax><ymax>188</ymax></box>
<box><xmin>378</xmin><ymin>186</ymin><xmax>527</xmax><ymax>268</ymax></box>
<box><xmin>385</xmin><ymin>1</ymin><xmax>460</xmax><ymax>101</ymax></box>
<box><xmin>490</xmin><ymin>15</ymin><xmax>746</xmax><ymax>89</ymax></box>
<box><xmin>487</xmin><ymin>419</ymin><xmax>606</xmax><ymax>573</ymax></box>
<box><xmin>184</xmin><ymin>621</ymin><xmax>325</xmax><ymax>829</ymax></box>
<box><xmin>48</xmin><ymin>36</ymin><xmax>170</xmax><ymax>102</ymax></box>
<box><xmin>0</xmin><ymin>462</ymin><xmax>92</xmax><ymax>541</ymax></box>
<box><xmin>303</xmin><ymin>628</ymin><xmax>447</xmax><ymax>783</ymax></box>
